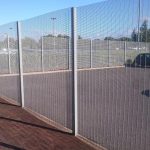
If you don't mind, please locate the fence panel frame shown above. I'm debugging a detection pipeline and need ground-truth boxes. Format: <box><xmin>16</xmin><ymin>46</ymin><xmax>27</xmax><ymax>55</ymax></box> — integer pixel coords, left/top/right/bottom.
<box><xmin>17</xmin><ymin>21</ymin><xmax>24</xmax><ymax>107</ymax></box>
<box><xmin>71</xmin><ymin>7</ymin><xmax>78</xmax><ymax>136</ymax></box>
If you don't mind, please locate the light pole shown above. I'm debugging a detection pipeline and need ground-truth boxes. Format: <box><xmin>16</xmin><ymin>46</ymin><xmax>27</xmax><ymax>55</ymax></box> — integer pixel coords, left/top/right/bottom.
<box><xmin>137</xmin><ymin>0</ymin><xmax>141</xmax><ymax>53</ymax></box>
<box><xmin>51</xmin><ymin>17</ymin><xmax>56</xmax><ymax>36</ymax></box>
<box><xmin>51</xmin><ymin>18</ymin><xmax>56</xmax><ymax>47</ymax></box>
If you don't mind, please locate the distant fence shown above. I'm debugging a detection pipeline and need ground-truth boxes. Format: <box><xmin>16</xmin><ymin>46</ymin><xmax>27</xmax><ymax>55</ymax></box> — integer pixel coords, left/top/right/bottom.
<box><xmin>0</xmin><ymin>0</ymin><xmax>150</xmax><ymax>150</ymax></box>
<box><xmin>0</xmin><ymin>39</ymin><xmax>150</xmax><ymax>73</ymax></box>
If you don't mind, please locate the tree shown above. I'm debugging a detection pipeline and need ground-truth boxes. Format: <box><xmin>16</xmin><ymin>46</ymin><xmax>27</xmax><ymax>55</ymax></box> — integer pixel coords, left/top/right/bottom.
<box><xmin>104</xmin><ymin>36</ymin><xmax>131</xmax><ymax>41</ymax></box>
<box><xmin>131</xmin><ymin>29</ymin><xmax>138</xmax><ymax>42</ymax></box>
<box><xmin>117</xmin><ymin>37</ymin><xmax>132</xmax><ymax>41</ymax></box>
<box><xmin>140</xmin><ymin>20</ymin><xmax>148</xmax><ymax>42</ymax></box>
<box><xmin>57</xmin><ymin>34</ymin><xmax>70</xmax><ymax>39</ymax></box>
<box><xmin>131</xmin><ymin>20</ymin><xmax>150</xmax><ymax>42</ymax></box>
<box><xmin>104</xmin><ymin>37</ymin><xmax>116</xmax><ymax>41</ymax></box>
<box><xmin>45</xmin><ymin>34</ymin><xmax>54</xmax><ymax>37</ymax></box>
<box><xmin>78</xmin><ymin>35</ymin><xmax>82</xmax><ymax>39</ymax></box>
<box><xmin>147</xmin><ymin>29</ymin><xmax>150</xmax><ymax>42</ymax></box>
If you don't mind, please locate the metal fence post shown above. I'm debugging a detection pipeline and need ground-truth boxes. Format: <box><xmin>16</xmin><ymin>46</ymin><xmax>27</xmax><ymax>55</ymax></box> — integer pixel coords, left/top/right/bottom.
<box><xmin>68</xmin><ymin>37</ymin><xmax>70</xmax><ymax>70</ymax></box>
<box><xmin>7</xmin><ymin>35</ymin><xmax>11</xmax><ymax>74</ymax></box>
<box><xmin>41</xmin><ymin>36</ymin><xmax>44</xmax><ymax>72</ymax></box>
<box><xmin>90</xmin><ymin>39</ymin><xmax>92</xmax><ymax>68</ymax></box>
<box><xmin>17</xmin><ymin>21</ymin><xmax>25</xmax><ymax>107</ymax></box>
<box><xmin>71</xmin><ymin>7</ymin><xmax>78</xmax><ymax>136</ymax></box>
<box><xmin>108</xmin><ymin>40</ymin><xmax>110</xmax><ymax>67</ymax></box>
<box><xmin>124</xmin><ymin>41</ymin><xmax>127</xmax><ymax>65</ymax></box>
<box><xmin>138</xmin><ymin>0</ymin><xmax>141</xmax><ymax>54</ymax></box>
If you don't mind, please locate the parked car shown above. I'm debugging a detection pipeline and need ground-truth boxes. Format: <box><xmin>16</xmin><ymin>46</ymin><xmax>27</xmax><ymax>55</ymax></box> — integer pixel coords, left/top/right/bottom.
<box><xmin>132</xmin><ymin>53</ymin><xmax>150</xmax><ymax>68</ymax></box>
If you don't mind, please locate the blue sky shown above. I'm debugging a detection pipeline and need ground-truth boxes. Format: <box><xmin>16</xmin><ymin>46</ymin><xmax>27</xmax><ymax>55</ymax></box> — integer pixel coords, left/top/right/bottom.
<box><xmin>0</xmin><ymin>0</ymin><xmax>103</xmax><ymax>25</ymax></box>
<box><xmin>0</xmin><ymin>0</ymin><xmax>149</xmax><ymax>40</ymax></box>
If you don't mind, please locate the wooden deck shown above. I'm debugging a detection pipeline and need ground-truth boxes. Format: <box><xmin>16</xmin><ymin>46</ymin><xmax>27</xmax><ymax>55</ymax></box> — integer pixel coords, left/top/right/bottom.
<box><xmin>0</xmin><ymin>98</ymin><xmax>95</xmax><ymax>150</ymax></box>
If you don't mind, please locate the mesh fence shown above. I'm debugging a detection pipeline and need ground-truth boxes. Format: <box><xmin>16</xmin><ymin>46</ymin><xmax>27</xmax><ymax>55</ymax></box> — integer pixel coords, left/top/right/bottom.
<box><xmin>21</xmin><ymin>8</ymin><xmax>73</xmax><ymax>130</ymax></box>
<box><xmin>77</xmin><ymin>39</ymin><xmax>91</xmax><ymax>68</ymax></box>
<box><xmin>43</xmin><ymin>36</ymin><xmax>69</xmax><ymax>71</ymax></box>
<box><xmin>77</xmin><ymin>0</ymin><xmax>150</xmax><ymax>150</ymax></box>
<box><xmin>21</xmin><ymin>9</ymin><xmax>71</xmax><ymax>73</ymax></box>
<box><xmin>0</xmin><ymin>22</ymin><xmax>20</xmax><ymax>103</ymax></box>
<box><xmin>0</xmin><ymin>32</ymin><xmax>10</xmax><ymax>74</ymax></box>
<box><xmin>0</xmin><ymin>0</ymin><xmax>149</xmax><ymax>149</ymax></box>
<box><xmin>92</xmin><ymin>40</ymin><xmax>109</xmax><ymax>67</ymax></box>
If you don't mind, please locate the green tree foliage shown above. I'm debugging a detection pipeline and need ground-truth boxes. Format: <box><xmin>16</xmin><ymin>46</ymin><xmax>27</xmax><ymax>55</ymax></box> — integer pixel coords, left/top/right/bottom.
<box><xmin>57</xmin><ymin>34</ymin><xmax>69</xmax><ymax>39</ymax></box>
<box><xmin>104</xmin><ymin>37</ymin><xmax>116</xmax><ymax>41</ymax></box>
<box><xmin>104</xmin><ymin>20</ymin><xmax>150</xmax><ymax>42</ymax></box>
<box><xmin>78</xmin><ymin>35</ymin><xmax>82</xmax><ymax>39</ymax></box>
<box><xmin>104</xmin><ymin>36</ymin><xmax>132</xmax><ymax>41</ymax></box>
<box><xmin>131</xmin><ymin>20</ymin><xmax>150</xmax><ymax>42</ymax></box>
<box><xmin>118</xmin><ymin>37</ymin><xmax>132</xmax><ymax>41</ymax></box>
<box><xmin>140</xmin><ymin>20</ymin><xmax>148</xmax><ymax>42</ymax></box>
<box><xmin>131</xmin><ymin>29</ymin><xmax>138</xmax><ymax>42</ymax></box>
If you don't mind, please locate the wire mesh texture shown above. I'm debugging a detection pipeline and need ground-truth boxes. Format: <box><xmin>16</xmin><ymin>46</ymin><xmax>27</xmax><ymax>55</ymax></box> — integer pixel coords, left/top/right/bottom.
<box><xmin>0</xmin><ymin>0</ymin><xmax>149</xmax><ymax>149</ymax></box>
<box><xmin>0</xmin><ymin>22</ymin><xmax>20</xmax><ymax>103</ymax></box>
<box><xmin>77</xmin><ymin>0</ymin><xmax>150</xmax><ymax>150</ymax></box>
<box><xmin>21</xmin><ymin>8</ymin><xmax>73</xmax><ymax>130</ymax></box>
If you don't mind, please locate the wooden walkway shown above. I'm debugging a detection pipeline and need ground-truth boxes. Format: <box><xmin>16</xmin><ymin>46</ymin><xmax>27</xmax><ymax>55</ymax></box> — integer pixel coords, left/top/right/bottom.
<box><xmin>0</xmin><ymin>98</ymin><xmax>95</xmax><ymax>150</ymax></box>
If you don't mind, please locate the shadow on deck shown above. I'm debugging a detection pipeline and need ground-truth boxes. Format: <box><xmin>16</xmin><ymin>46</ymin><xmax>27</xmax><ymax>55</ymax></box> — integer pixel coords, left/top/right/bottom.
<box><xmin>0</xmin><ymin>98</ymin><xmax>95</xmax><ymax>150</ymax></box>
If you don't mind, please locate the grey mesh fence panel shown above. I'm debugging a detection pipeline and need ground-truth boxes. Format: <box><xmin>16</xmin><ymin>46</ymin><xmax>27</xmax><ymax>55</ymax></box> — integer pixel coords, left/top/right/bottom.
<box><xmin>43</xmin><ymin>36</ymin><xmax>69</xmax><ymax>71</ymax></box>
<box><xmin>22</xmin><ymin>36</ymin><xmax>41</xmax><ymax>72</ymax></box>
<box><xmin>10</xmin><ymin>37</ymin><xmax>19</xmax><ymax>74</ymax></box>
<box><xmin>22</xmin><ymin>50</ymin><xmax>41</xmax><ymax>73</ymax></box>
<box><xmin>126</xmin><ymin>41</ymin><xmax>140</xmax><ymax>63</ymax></box>
<box><xmin>0</xmin><ymin>35</ymin><xmax>9</xmax><ymax>74</ymax></box>
<box><xmin>10</xmin><ymin>50</ymin><xmax>19</xmax><ymax>73</ymax></box>
<box><xmin>21</xmin><ymin>8</ymin><xmax>73</xmax><ymax>130</ymax></box>
<box><xmin>0</xmin><ymin>0</ymin><xmax>149</xmax><ymax>149</ymax></box>
<box><xmin>0</xmin><ymin>75</ymin><xmax>21</xmax><ymax>102</ymax></box>
<box><xmin>77</xmin><ymin>39</ymin><xmax>91</xmax><ymax>68</ymax></box>
<box><xmin>0</xmin><ymin>54</ymin><xmax>9</xmax><ymax>74</ymax></box>
<box><xmin>0</xmin><ymin>22</ymin><xmax>20</xmax><ymax>103</ymax></box>
<box><xmin>77</xmin><ymin>0</ymin><xmax>150</xmax><ymax>150</ymax></box>
<box><xmin>109</xmin><ymin>41</ymin><xmax>125</xmax><ymax>66</ymax></box>
<box><xmin>149</xmin><ymin>43</ymin><xmax>150</xmax><ymax>52</ymax></box>
<box><xmin>92</xmin><ymin>40</ymin><xmax>108</xmax><ymax>67</ymax></box>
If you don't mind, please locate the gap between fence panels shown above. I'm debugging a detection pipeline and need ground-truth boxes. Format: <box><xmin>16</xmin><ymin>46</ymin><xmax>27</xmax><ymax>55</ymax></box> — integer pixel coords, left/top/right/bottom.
<box><xmin>76</xmin><ymin>135</ymin><xmax>108</xmax><ymax>150</ymax></box>
<box><xmin>0</xmin><ymin>95</ymin><xmax>107</xmax><ymax>150</ymax></box>
<box><xmin>0</xmin><ymin>96</ymin><xmax>20</xmax><ymax>106</ymax></box>
<box><xmin>23</xmin><ymin>107</ymin><xmax>72</xmax><ymax>134</ymax></box>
